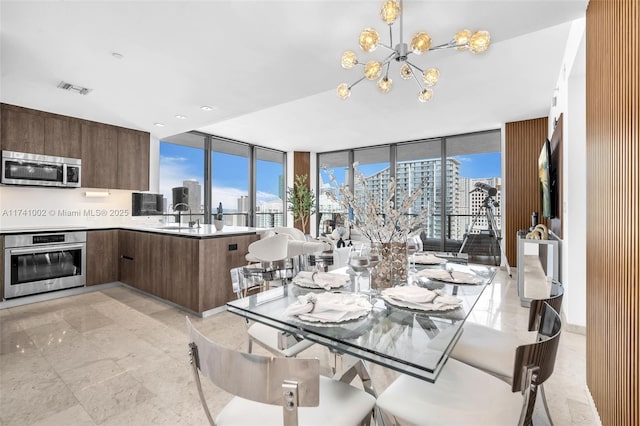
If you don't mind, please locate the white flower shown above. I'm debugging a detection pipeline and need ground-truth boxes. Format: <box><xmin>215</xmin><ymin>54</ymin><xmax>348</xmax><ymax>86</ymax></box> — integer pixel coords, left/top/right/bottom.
<box><xmin>323</xmin><ymin>164</ymin><xmax>430</xmax><ymax>244</ymax></box>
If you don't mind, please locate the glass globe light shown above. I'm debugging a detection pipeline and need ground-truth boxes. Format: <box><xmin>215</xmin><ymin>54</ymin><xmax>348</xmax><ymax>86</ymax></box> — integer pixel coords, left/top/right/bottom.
<box><xmin>377</xmin><ymin>77</ymin><xmax>392</xmax><ymax>93</ymax></box>
<box><xmin>359</xmin><ymin>28</ymin><xmax>380</xmax><ymax>52</ymax></box>
<box><xmin>364</xmin><ymin>60</ymin><xmax>382</xmax><ymax>80</ymax></box>
<box><xmin>454</xmin><ymin>29</ymin><xmax>472</xmax><ymax>50</ymax></box>
<box><xmin>341</xmin><ymin>51</ymin><xmax>358</xmax><ymax>69</ymax></box>
<box><xmin>423</xmin><ymin>68</ymin><xmax>440</xmax><ymax>86</ymax></box>
<box><xmin>418</xmin><ymin>88</ymin><xmax>433</xmax><ymax>103</ymax></box>
<box><xmin>400</xmin><ymin>64</ymin><xmax>412</xmax><ymax>79</ymax></box>
<box><xmin>410</xmin><ymin>32</ymin><xmax>432</xmax><ymax>55</ymax></box>
<box><xmin>337</xmin><ymin>83</ymin><xmax>351</xmax><ymax>100</ymax></box>
<box><xmin>380</xmin><ymin>0</ymin><xmax>400</xmax><ymax>24</ymax></box>
<box><xmin>469</xmin><ymin>30</ymin><xmax>491</xmax><ymax>54</ymax></box>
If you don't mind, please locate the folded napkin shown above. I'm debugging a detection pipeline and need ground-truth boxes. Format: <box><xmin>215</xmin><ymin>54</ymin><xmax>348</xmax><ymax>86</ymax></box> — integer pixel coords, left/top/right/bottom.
<box><xmin>292</xmin><ymin>271</ymin><xmax>350</xmax><ymax>290</ymax></box>
<box><xmin>286</xmin><ymin>292</ymin><xmax>372</xmax><ymax>323</ymax></box>
<box><xmin>413</xmin><ymin>253</ymin><xmax>446</xmax><ymax>265</ymax></box>
<box><xmin>416</xmin><ymin>268</ymin><xmax>486</xmax><ymax>285</ymax></box>
<box><xmin>381</xmin><ymin>286</ymin><xmax>462</xmax><ymax>311</ymax></box>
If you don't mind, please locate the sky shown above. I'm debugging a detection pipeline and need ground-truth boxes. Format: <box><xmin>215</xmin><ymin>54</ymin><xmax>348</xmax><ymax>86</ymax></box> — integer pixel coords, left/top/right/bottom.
<box><xmin>159</xmin><ymin>142</ymin><xmax>283</xmax><ymax>211</ymax></box>
<box><xmin>160</xmin><ymin>141</ymin><xmax>501</xmax><ymax>210</ymax></box>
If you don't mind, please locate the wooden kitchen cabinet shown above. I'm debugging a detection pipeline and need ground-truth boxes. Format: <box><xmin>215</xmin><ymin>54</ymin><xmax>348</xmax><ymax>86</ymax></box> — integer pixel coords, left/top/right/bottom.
<box><xmin>0</xmin><ymin>104</ymin><xmax>45</xmax><ymax>153</ymax></box>
<box><xmin>44</xmin><ymin>114</ymin><xmax>81</xmax><ymax>158</ymax></box>
<box><xmin>112</xmin><ymin>230</ymin><xmax>259</xmax><ymax>313</ymax></box>
<box><xmin>81</xmin><ymin>123</ymin><xmax>118</xmax><ymax>189</ymax></box>
<box><xmin>134</xmin><ymin>232</ymin><xmax>167</xmax><ymax>297</ymax></box>
<box><xmin>165</xmin><ymin>236</ymin><xmax>199</xmax><ymax>312</ymax></box>
<box><xmin>117</xmin><ymin>129</ymin><xmax>150</xmax><ymax>191</ymax></box>
<box><xmin>118</xmin><ymin>230</ymin><xmax>136</xmax><ymax>286</ymax></box>
<box><xmin>86</xmin><ymin>230</ymin><xmax>119</xmax><ymax>286</ymax></box>
<box><xmin>200</xmin><ymin>234</ymin><xmax>257</xmax><ymax>311</ymax></box>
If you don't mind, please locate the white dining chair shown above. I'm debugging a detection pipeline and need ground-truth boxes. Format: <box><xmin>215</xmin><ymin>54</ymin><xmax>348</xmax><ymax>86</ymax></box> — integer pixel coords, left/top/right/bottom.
<box><xmin>448</xmin><ymin>280</ymin><xmax>564</xmax><ymax>423</ymax></box>
<box><xmin>376</xmin><ymin>302</ymin><xmax>563</xmax><ymax>426</ymax></box>
<box><xmin>230</xmin><ymin>266</ymin><xmax>314</xmax><ymax>357</ymax></box>
<box><xmin>186</xmin><ymin>317</ymin><xmax>376</xmax><ymax>426</ymax></box>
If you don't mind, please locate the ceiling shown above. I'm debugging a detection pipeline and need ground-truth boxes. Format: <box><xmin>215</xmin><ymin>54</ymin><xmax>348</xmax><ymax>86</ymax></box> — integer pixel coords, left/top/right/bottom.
<box><xmin>1</xmin><ymin>1</ymin><xmax>588</xmax><ymax>153</ymax></box>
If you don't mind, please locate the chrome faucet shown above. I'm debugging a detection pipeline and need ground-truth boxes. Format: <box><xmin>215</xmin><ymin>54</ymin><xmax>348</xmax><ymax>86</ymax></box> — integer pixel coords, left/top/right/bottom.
<box><xmin>173</xmin><ymin>203</ymin><xmax>200</xmax><ymax>228</ymax></box>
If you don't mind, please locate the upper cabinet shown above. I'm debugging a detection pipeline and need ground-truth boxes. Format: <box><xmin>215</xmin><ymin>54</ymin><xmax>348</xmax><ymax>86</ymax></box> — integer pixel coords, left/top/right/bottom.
<box><xmin>0</xmin><ymin>105</ymin><xmax>45</xmax><ymax>153</ymax></box>
<box><xmin>1</xmin><ymin>103</ymin><xmax>149</xmax><ymax>190</ymax></box>
<box><xmin>117</xmin><ymin>129</ymin><xmax>150</xmax><ymax>190</ymax></box>
<box><xmin>44</xmin><ymin>114</ymin><xmax>81</xmax><ymax>158</ymax></box>
<box><xmin>81</xmin><ymin>123</ymin><xmax>119</xmax><ymax>189</ymax></box>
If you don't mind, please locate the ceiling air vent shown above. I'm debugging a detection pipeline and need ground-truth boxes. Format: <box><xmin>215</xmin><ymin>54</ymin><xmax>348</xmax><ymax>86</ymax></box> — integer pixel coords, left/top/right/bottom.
<box><xmin>57</xmin><ymin>81</ymin><xmax>92</xmax><ymax>95</ymax></box>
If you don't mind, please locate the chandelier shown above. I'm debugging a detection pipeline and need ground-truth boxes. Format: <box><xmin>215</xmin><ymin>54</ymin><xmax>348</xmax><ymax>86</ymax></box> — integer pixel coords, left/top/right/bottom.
<box><xmin>337</xmin><ymin>0</ymin><xmax>491</xmax><ymax>102</ymax></box>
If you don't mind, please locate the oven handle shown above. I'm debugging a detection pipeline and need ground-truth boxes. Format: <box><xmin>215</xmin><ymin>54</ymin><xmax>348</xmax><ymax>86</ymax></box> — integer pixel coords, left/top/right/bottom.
<box><xmin>9</xmin><ymin>244</ymin><xmax>86</xmax><ymax>255</ymax></box>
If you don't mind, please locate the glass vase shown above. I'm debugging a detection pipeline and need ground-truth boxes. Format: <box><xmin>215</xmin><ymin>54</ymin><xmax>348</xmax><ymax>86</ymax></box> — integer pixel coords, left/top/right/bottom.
<box><xmin>369</xmin><ymin>241</ymin><xmax>408</xmax><ymax>290</ymax></box>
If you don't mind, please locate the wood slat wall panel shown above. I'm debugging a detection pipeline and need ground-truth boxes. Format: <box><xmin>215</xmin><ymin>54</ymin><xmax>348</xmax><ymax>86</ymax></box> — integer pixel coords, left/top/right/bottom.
<box><xmin>586</xmin><ymin>1</ymin><xmax>640</xmax><ymax>425</ymax></box>
<box><xmin>504</xmin><ymin>117</ymin><xmax>548</xmax><ymax>267</ymax></box>
<box><xmin>293</xmin><ymin>151</ymin><xmax>311</xmax><ymax>233</ymax></box>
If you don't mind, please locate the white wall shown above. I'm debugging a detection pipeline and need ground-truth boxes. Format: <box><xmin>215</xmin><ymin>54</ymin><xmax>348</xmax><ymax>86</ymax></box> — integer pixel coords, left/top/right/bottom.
<box><xmin>0</xmin><ymin>186</ymin><xmax>134</xmax><ymax>229</ymax></box>
<box><xmin>548</xmin><ymin>17</ymin><xmax>587</xmax><ymax>329</ymax></box>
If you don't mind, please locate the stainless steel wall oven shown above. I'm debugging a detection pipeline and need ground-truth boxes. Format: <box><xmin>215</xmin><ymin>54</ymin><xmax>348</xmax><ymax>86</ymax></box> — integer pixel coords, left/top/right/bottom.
<box><xmin>4</xmin><ymin>231</ymin><xmax>86</xmax><ymax>298</ymax></box>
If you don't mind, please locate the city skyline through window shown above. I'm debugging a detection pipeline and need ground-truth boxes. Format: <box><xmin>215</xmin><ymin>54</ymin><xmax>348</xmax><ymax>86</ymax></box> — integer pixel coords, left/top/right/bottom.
<box><xmin>159</xmin><ymin>135</ymin><xmax>286</xmax><ymax>226</ymax></box>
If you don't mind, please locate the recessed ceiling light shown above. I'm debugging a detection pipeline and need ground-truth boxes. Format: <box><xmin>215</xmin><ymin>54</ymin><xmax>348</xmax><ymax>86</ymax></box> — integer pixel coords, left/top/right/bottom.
<box><xmin>154</xmin><ymin>122</ymin><xmax>165</xmax><ymax>127</ymax></box>
<box><xmin>175</xmin><ymin>115</ymin><xmax>187</xmax><ymax>119</ymax></box>
<box><xmin>111</xmin><ymin>52</ymin><xmax>124</xmax><ymax>59</ymax></box>
<box><xmin>200</xmin><ymin>106</ymin><xmax>214</xmax><ymax>111</ymax></box>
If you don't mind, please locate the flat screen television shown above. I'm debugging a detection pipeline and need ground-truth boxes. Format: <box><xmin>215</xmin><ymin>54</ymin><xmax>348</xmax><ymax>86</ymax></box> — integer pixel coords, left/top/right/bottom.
<box><xmin>538</xmin><ymin>138</ymin><xmax>554</xmax><ymax>218</ymax></box>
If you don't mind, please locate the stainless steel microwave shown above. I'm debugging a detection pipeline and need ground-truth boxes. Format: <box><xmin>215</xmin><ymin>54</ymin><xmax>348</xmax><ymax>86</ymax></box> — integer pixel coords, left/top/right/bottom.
<box><xmin>1</xmin><ymin>150</ymin><xmax>81</xmax><ymax>188</ymax></box>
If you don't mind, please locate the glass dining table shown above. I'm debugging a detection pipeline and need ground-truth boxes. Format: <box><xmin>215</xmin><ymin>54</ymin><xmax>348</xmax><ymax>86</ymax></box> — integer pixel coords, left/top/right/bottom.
<box><xmin>226</xmin><ymin>260</ymin><xmax>497</xmax><ymax>383</ymax></box>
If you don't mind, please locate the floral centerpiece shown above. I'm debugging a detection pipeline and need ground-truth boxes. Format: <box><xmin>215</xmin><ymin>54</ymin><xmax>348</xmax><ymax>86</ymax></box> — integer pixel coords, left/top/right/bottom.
<box><xmin>324</xmin><ymin>163</ymin><xmax>429</xmax><ymax>287</ymax></box>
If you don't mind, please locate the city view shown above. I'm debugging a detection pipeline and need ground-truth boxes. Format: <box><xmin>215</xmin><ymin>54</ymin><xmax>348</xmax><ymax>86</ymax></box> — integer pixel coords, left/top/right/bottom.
<box><xmin>159</xmin><ymin>141</ymin><xmax>501</xmax><ymax>237</ymax></box>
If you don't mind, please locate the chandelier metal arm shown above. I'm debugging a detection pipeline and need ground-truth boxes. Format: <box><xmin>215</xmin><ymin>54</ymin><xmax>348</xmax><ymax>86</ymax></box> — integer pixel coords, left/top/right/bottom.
<box><xmin>405</xmin><ymin>59</ymin><xmax>423</xmax><ymax>74</ymax></box>
<box><xmin>408</xmin><ymin>66</ymin><xmax>425</xmax><ymax>90</ymax></box>
<box><xmin>429</xmin><ymin>41</ymin><xmax>463</xmax><ymax>51</ymax></box>
<box><xmin>378</xmin><ymin>43</ymin><xmax>397</xmax><ymax>53</ymax></box>
<box><xmin>348</xmin><ymin>75</ymin><xmax>367</xmax><ymax>90</ymax></box>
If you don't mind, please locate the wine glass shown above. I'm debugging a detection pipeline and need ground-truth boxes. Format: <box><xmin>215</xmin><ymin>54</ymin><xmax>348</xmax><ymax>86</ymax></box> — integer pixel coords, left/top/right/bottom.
<box><xmin>349</xmin><ymin>248</ymin><xmax>370</xmax><ymax>294</ymax></box>
<box><xmin>407</xmin><ymin>237</ymin><xmax>420</xmax><ymax>274</ymax></box>
<box><xmin>366</xmin><ymin>246</ymin><xmax>381</xmax><ymax>293</ymax></box>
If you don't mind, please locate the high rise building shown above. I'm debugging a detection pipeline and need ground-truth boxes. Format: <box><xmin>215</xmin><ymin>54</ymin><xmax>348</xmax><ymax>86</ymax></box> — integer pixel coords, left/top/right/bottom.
<box><xmin>182</xmin><ymin>179</ymin><xmax>202</xmax><ymax>213</ymax></box>
<box><xmin>360</xmin><ymin>158</ymin><xmax>462</xmax><ymax>239</ymax></box>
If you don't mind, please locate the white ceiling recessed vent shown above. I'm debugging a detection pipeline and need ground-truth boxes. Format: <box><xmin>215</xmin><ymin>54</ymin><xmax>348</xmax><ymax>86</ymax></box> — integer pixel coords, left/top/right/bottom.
<box><xmin>57</xmin><ymin>81</ymin><xmax>92</xmax><ymax>95</ymax></box>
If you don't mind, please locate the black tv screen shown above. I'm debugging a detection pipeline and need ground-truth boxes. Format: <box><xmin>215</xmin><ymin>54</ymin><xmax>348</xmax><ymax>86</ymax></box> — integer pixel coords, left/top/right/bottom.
<box><xmin>538</xmin><ymin>138</ymin><xmax>554</xmax><ymax>218</ymax></box>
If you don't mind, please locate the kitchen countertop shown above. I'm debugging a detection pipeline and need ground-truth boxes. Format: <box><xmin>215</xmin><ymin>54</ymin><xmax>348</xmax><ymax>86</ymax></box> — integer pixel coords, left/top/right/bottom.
<box><xmin>0</xmin><ymin>224</ymin><xmax>261</xmax><ymax>239</ymax></box>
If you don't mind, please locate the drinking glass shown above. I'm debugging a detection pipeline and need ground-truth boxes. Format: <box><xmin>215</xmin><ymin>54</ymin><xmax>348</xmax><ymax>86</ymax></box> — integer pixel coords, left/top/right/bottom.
<box><xmin>366</xmin><ymin>246</ymin><xmax>381</xmax><ymax>293</ymax></box>
<box><xmin>407</xmin><ymin>237</ymin><xmax>420</xmax><ymax>274</ymax></box>
<box><xmin>349</xmin><ymin>248</ymin><xmax>370</xmax><ymax>294</ymax></box>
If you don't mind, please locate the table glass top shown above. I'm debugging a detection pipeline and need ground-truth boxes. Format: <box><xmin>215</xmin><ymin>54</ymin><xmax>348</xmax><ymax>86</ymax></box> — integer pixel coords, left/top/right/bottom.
<box><xmin>226</xmin><ymin>261</ymin><xmax>497</xmax><ymax>382</ymax></box>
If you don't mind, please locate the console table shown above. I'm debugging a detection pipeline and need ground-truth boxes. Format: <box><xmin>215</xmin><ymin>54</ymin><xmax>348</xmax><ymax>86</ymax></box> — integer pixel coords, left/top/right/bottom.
<box><xmin>516</xmin><ymin>231</ymin><xmax>560</xmax><ymax>307</ymax></box>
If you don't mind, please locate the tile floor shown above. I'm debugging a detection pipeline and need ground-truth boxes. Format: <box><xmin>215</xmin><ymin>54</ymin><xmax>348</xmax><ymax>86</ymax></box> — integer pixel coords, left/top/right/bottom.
<box><xmin>0</xmin><ymin>271</ymin><xmax>599</xmax><ymax>425</ymax></box>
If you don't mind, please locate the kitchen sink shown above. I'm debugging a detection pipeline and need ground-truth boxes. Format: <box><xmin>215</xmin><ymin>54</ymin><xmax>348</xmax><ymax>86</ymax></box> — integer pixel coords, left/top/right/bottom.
<box><xmin>158</xmin><ymin>225</ymin><xmax>188</xmax><ymax>230</ymax></box>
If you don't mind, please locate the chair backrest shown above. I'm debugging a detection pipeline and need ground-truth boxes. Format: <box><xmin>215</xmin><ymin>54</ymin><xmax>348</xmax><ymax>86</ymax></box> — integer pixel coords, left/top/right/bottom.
<box><xmin>186</xmin><ymin>317</ymin><xmax>320</xmax><ymax>425</ymax></box>
<box><xmin>511</xmin><ymin>303</ymin><xmax>562</xmax><ymax>425</ymax></box>
<box><xmin>272</xmin><ymin>226</ymin><xmax>306</xmax><ymax>241</ymax></box>
<box><xmin>527</xmin><ymin>279</ymin><xmax>564</xmax><ymax>331</ymax></box>
<box><xmin>248</xmin><ymin>234</ymin><xmax>290</xmax><ymax>263</ymax></box>
<box><xmin>230</xmin><ymin>266</ymin><xmax>263</xmax><ymax>299</ymax></box>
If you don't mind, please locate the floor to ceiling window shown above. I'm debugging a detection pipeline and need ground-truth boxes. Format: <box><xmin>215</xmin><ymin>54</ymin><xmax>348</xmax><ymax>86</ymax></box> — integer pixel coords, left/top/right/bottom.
<box><xmin>159</xmin><ymin>132</ymin><xmax>286</xmax><ymax>227</ymax></box>
<box><xmin>211</xmin><ymin>139</ymin><xmax>249</xmax><ymax>226</ymax></box>
<box><xmin>316</xmin><ymin>130</ymin><xmax>502</xmax><ymax>254</ymax></box>
<box><xmin>396</xmin><ymin>139</ymin><xmax>443</xmax><ymax>245</ymax></box>
<box><xmin>255</xmin><ymin>148</ymin><xmax>286</xmax><ymax>228</ymax></box>
<box><xmin>446</xmin><ymin>132</ymin><xmax>502</xmax><ymax>252</ymax></box>
<box><xmin>158</xmin><ymin>133</ymin><xmax>205</xmax><ymax>223</ymax></box>
<box><xmin>318</xmin><ymin>151</ymin><xmax>351</xmax><ymax>234</ymax></box>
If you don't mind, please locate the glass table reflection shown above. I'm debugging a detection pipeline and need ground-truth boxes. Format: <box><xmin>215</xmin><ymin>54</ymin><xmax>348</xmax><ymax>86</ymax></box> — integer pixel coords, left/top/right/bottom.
<box><xmin>226</xmin><ymin>262</ymin><xmax>497</xmax><ymax>383</ymax></box>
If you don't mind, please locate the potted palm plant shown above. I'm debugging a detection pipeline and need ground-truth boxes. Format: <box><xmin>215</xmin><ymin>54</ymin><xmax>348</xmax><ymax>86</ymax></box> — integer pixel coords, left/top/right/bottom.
<box><xmin>287</xmin><ymin>174</ymin><xmax>316</xmax><ymax>233</ymax></box>
<box><xmin>214</xmin><ymin>202</ymin><xmax>224</xmax><ymax>231</ymax></box>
